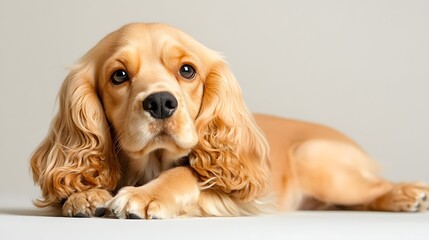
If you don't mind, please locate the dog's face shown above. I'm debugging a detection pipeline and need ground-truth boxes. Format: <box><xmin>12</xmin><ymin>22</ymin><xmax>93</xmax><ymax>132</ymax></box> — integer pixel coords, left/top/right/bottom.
<box><xmin>95</xmin><ymin>24</ymin><xmax>218</xmax><ymax>161</ymax></box>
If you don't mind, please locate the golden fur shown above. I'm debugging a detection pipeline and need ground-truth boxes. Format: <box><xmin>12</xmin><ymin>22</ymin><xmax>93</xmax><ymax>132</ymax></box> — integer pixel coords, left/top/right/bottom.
<box><xmin>30</xmin><ymin>23</ymin><xmax>429</xmax><ymax>218</ymax></box>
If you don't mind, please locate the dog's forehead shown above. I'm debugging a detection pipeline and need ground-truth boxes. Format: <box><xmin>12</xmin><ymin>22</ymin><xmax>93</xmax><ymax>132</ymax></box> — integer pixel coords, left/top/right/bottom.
<box><xmin>112</xmin><ymin>23</ymin><xmax>219</xmax><ymax>61</ymax></box>
<box><xmin>117</xmin><ymin>23</ymin><xmax>192</xmax><ymax>50</ymax></box>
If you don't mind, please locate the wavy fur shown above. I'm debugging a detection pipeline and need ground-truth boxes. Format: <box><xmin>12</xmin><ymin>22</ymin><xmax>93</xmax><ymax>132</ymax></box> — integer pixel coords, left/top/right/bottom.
<box><xmin>190</xmin><ymin>62</ymin><xmax>271</xmax><ymax>202</ymax></box>
<box><xmin>30</xmin><ymin>61</ymin><xmax>120</xmax><ymax>207</ymax></box>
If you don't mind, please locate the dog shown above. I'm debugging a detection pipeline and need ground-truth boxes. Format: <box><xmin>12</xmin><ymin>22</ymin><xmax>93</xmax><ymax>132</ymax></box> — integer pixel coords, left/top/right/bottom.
<box><xmin>30</xmin><ymin>23</ymin><xmax>429</xmax><ymax>218</ymax></box>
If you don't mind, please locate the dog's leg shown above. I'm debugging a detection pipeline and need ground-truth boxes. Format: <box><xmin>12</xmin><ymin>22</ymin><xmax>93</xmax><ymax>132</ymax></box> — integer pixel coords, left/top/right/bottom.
<box><xmin>291</xmin><ymin>139</ymin><xmax>429</xmax><ymax>212</ymax></box>
<box><xmin>291</xmin><ymin>140</ymin><xmax>392</xmax><ymax>206</ymax></box>
<box><xmin>108</xmin><ymin>166</ymin><xmax>272</xmax><ymax>218</ymax></box>
<box><xmin>62</xmin><ymin>189</ymin><xmax>112</xmax><ymax>217</ymax></box>
<box><xmin>108</xmin><ymin>166</ymin><xmax>202</xmax><ymax>219</ymax></box>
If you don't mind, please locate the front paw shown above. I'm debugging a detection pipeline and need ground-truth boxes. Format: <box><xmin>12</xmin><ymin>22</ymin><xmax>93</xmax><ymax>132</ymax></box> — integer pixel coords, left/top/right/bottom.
<box><xmin>62</xmin><ymin>189</ymin><xmax>112</xmax><ymax>217</ymax></box>
<box><xmin>107</xmin><ymin>186</ymin><xmax>174</xmax><ymax>219</ymax></box>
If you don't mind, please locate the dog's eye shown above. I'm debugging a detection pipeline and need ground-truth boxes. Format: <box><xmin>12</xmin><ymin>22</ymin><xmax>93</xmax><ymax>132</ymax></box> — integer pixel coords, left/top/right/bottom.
<box><xmin>111</xmin><ymin>69</ymin><xmax>129</xmax><ymax>85</ymax></box>
<box><xmin>179</xmin><ymin>64</ymin><xmax>196</xmax><ymax>79</ymax></box>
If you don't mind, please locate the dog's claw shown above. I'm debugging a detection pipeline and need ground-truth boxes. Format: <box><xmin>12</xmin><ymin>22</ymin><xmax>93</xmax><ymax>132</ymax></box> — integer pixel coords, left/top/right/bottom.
<box><xmin>128</xmin><ymin>213</ymin><xmax>143</xmax><ymax>219</ymax></box>
<box><xmin>74</xmin><ymin>213</ymin><xmax>89</xmax><ymax>218</ymax></box>
<box><xmin>94</xmin><ymin>207</ymin><xmax>107</xmax><ymax>217</ymax></box>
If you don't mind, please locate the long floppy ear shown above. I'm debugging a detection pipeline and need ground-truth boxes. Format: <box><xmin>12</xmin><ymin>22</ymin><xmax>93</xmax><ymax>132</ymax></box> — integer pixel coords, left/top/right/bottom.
<box><xmin>30</xmin><ymin>62</ymin><xmax>120</xmax><ymax>207</ymax></box>
<box><xmin>190</xmin><ymin>61</ymin><xmax>271</xmax><ymax>202</ymax></box>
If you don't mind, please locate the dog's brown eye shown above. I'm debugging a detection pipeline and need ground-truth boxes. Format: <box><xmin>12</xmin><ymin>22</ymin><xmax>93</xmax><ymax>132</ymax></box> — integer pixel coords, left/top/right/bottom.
<box><xmin>179</xmin><ymin>64</ymin><xmax>196</xmax><ymax>79</ymax></box>
<box><xmin>111</xmin><ymin>69</ymin><xmax>129</xmax><ymax>85</ymax></box>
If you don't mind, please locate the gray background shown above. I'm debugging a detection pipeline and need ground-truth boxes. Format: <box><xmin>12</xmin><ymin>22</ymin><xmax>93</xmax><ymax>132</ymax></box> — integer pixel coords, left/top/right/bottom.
<box><xmin>1</xmin><ymin>0</ymin><xmax>428</xmax><ymax>203</ymax></box>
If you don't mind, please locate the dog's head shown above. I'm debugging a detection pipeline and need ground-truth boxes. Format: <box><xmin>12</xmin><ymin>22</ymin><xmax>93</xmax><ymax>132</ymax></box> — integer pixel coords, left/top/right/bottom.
<box><xmin>95</xmin><ymin>24</ymin><xmax>215</xmax><ymax>161</ymax></box>
<box><xmin>30</xmin><ymin>23</ymin><xmax>270</xmax><ymax>206</ymax></box>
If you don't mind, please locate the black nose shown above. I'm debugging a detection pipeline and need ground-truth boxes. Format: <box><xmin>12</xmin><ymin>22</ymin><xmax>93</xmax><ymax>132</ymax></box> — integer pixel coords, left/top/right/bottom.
<box><xmin>142</xmin><ymin>92</ymin><xmax>178</xmax><ymax>119</ymax></box>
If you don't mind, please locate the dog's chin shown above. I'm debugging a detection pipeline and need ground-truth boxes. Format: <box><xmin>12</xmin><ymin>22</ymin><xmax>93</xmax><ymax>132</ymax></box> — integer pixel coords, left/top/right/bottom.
<box><xmin>123</xmin><ymin>132</ymin><xmax>196</xmax><ymax>161</ymax></box>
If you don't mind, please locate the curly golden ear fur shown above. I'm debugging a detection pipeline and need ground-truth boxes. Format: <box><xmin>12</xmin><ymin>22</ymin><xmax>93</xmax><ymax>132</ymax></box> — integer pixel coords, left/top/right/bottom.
<box><xmin>30</xmin><ymin>61</ymin><xmax>120</xmax><ymax>207</ymax></box>
<box><xmin>190</xmin><ymin>61</ymin><xmax>271</xmax><ymax>202</ymax></box>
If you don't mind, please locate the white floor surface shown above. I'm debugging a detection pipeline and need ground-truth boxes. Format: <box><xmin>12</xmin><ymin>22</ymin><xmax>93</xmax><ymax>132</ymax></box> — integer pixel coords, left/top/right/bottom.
<box><xmin>1</xmin><ymin>196</ymin><xmax>428</xmax><ymax>240</ymax></box>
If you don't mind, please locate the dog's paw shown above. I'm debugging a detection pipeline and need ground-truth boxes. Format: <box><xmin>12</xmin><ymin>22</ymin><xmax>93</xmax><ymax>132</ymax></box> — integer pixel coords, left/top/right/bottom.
<box><xmin>107</xmin><ymin>186</ymin><xmax>174</xmax><ymax>219</ymax></box>
<box><xmin>371</xmin><ymin>183</ymin><xmax>429</xmax><ymax>212</ymax></box>
<box><xmin>62</xmin><ymin>189</ymin><xmax>112</xmax><ymax>217</ymax></box>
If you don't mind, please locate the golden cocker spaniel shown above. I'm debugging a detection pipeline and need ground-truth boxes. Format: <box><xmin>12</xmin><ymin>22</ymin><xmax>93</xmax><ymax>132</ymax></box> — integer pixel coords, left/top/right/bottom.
<box><xmin>30</xmin><ymin>23</ymin><xmax>429</xmax><ymax>218</ymax></box>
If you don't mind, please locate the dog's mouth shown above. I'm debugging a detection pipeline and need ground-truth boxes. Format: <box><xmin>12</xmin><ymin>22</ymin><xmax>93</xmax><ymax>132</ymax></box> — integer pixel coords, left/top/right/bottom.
<box><xmin>122</xmin><ymin>127</ymin><xmax>195</xmax><ymax>161</ymax></box>
<box><xmin>152</xmin><ymin>131</ymin><xmax>174</xmax><ymax>145</ymax></box>
<box><xmin>115</xmin><ymin>109</ymin><xmax>198</xmax><ymax>160</ymax></box>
